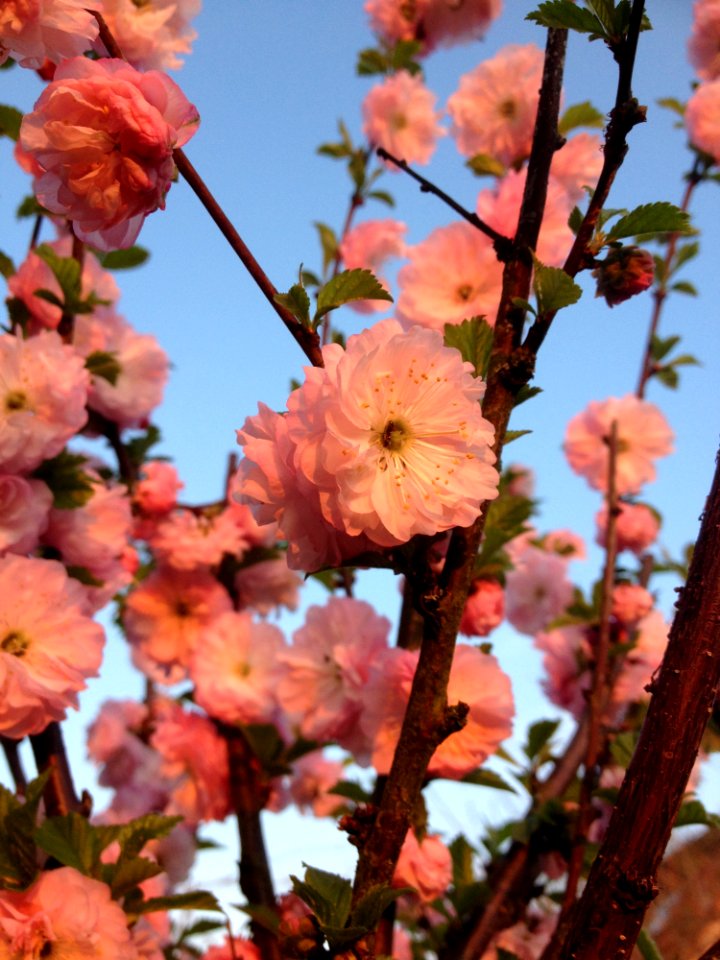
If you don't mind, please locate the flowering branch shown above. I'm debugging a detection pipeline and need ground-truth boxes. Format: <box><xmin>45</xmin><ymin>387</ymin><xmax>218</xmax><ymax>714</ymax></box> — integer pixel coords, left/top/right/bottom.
<box><xmin>29</xmin><ymin>722</ymin><xmax>85</xmax><ymax>817</ymax></box>
<box><xmin>557</xmin><ymin>444</ymin><xmax>720</xmax><ymax>958</ymax></box>
<box><xmin>375</xmin><ymin>147</ymin><xmax>513</xmax><ymax>259</ymax></box>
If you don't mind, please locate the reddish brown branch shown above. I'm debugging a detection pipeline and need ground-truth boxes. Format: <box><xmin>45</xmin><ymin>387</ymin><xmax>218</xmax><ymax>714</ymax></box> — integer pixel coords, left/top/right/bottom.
<box><xmin>29</xmin><ymin>722</ymin><xmax>85</xmax><ymax>817</ymax></box>
<box><xmin>556</xmin><ymin>445</ymin><xmax>720</xmax><ymax>958</ymax></box>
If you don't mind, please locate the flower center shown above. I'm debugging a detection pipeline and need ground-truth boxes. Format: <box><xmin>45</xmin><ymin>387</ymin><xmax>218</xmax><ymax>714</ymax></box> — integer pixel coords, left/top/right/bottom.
<box><xmin>4</xmin><ymin>390</ymin><xmax>28</xmax><ymax>412</ymax></box>
<box><xmin>498</xmin><ymin>98</ymin><xmax>517</xmax><ymax>119</ymax></box>
<box><xmin>456</xmin><ymin>283</ymin><xmax>474</xmax><ymax>302</ymax></box>
<box><xmin>1</xmin><ymin>629</ymin><xmax>29</xmax><ymax>657</ymax></box>
<box><xmin>378</xmin><ymin>418</ymin><xmax>412</xmax><ymax>454</ymax></box>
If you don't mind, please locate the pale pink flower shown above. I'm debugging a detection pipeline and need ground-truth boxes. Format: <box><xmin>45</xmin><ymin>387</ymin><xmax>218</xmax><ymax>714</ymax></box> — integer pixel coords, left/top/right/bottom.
<box><xmin>540</xmin><ymin>529</ymin><xmax>586</xmax><ymax>560</ymax></box>
<box><xmin>0</xmin><ymin>330</ymin><xmax>89</xmax><ymax>474</ymax></box>
<box><xmin>340</xmin><ymin>219</ymin><xmax>407</xmax><ymax>313</ymax></box>
<box><xmin>363</xmin><ymin>644</ymin><xmax>514</xmax><ymax>778</ymax></box>
<box><xmin>534</xmin><ymin>625</ymin><xmax>590</xmax><ymax>718</ymax></box>
<box><xmin>394</xmin><ymin>831</ymin><xmax>452</xmax><ymax>903</ymax></box>
<box><xmin>43</xmin><ymin>472</ymin><xmax>132</xmax><ymax>586</ymax></box>
<box><xmin>8</xmin><ymin>237</ymin><xmax>120</xmax><ymax>332</ymax></box>
<box><xmin>362</xmin><ymin>70</ymin><xmax>445</xmax><ymax>167</ymax></box>
<box><xmin>0</xmin><ymin>474</ymin><xmax>52</xmax><ymax>554</ymax></box>
<box><xmin>95</xmin><ymin>0</ymin><xmax>201</xmax><ymax>71</ymax></box>
<box><xmin>448</xmin><ymin>44</ymin><xmax>545</xmax><ymax>167</ymax></box>
<box><xmin>459</xmin><ymin>579</ymin><xmax>504</xmax><ymax>637</ymax></box>
<box><xmin>564</xmin><ymin>395</ymin><xmax>674</xmax><ymax>495</ymax></box>
<box><xmin>685</xmin><ymin>78</ymin><xmax>720</xmax><ymax>162</ymax></box>
<box><xmin>148</xmin><ymin>507</ymin><xmax>249</xmax><ymax>572</ymax></box>
<box><xmin>504</xmin><ymin>546</ymin><xmax>574</xmax><ymax>636</ymax></box>
<box><xmin>550</xmin><ymin>132</ymin><xmax>604</xmax><ymax>203</ymax></box>
<box><xmin>151</xmin><ymin>699</ymin><xmax>230</xmax><ymax>826</ymax></box>
<box><xmin>477</xmin><ymin>169</ymin><xmax>574</xmax><ymax>267</ymax></box>
<box><xmin>20</xmin><ymin>57</ymin><xmax>199</xmax><ymax>251</ymax></box>
<box><xmin>611</xmin><ymin>583</ymin><xmax>654</xmax><ymax>625</ymax></box>
<box><xmin>612</xmin><ymin>609</ymin><xmax>669</xmax><ymax>709</ymax></box>
<box><xmin>278</xmin><ymin>597</ymin><xmax>390</xmax><ymax>755</ymax></box>
<box><xmin>0</xmin><ymin>0</ymin><xmax>98</xmax><ymax>68</ymax></box>
<box><xmin>287</xmin><ymin>752</ymin><xmax>345</xmax><ymax>818</ymax></box>
<box><xmin>190</xmin><ymin>611</ymin><xmax>287</xmax><ymax>727</ymax></box>
<box><xmin>134</xmin><ymin>460</ymin><xmax>183</xmax><ymax>516</ymax></box>
<box><xmin>73</xmin><ymin>311</ymin><xmax>169</xmax><ymax>429</ymax></box>
<box><xmin>234</xmin><ymin>557</ymin><xmax>301</xmax><ymax>615</ymax></box>
<box><xmin>201</xmin><ymin>937</ymin><xmax>260</xmax><ymax>960</ymax></box>
<box><xmin>0</xmin><ymin>554</ymin><xmax>104</xmax><ymax>739</ymax></box>
<box><xmin>123</xmin><ymin>566</ymin><xmax>232</xmax><ymax>684</ymax></box>
<box><xmin>689</xmin><ymin>0</ymin><xmax>720</xmax><ymax>79</ymax></box>
<box><xmin>596</xmin><ymin>501</ymin><xmax>660</xmax><ymax>555</ymax></box>
<box><xmin>364</xmin><ymin>0</ymin><xmax>501</xmax><ymax>52</ymax></box>
<box><xmin>316</xmin><ymin>319</ymin><xmax>499</xmax><ymax>546</ymax></box>
<box><xmin>396</xmin><ymin>221</ymin><xmax>503</xmax><ymax>329</ymax></box>
<box><xmin>86</xmin><ymin>698</ymin><xmax>157</xmax><ymax>793</ymax></box>
<box><xmin>0</xmin><ymin>867</ymin><xmax>136</xmax><ymax>960</ymax></box>
<box><xmin>506</xmin><ymin>463</ymin><xmax>535</xmax><ymax>498</ymax></box>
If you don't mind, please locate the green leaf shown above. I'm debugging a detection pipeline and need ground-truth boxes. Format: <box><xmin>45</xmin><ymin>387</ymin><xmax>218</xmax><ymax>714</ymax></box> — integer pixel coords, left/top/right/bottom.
<box><xmin>524</xmin><ymin>719</ymin><xmax>561</xmax><ymax>760</ymax></box>
<box><xmin>0</xmin><ymin>773</ymin><xmax>50</xmax><ymax>890</ymax></box>
<box><xmin>106</xmin><ymin>856</ymin><xmax>164</xmax><ymax>898</ymax></box>
<box><xmin>328</xmin><ymin>781</ymin><xmax>373</xmax><ymax>804</ymax></box>
<box><xmin>97</xmin><ymin>246</ymin><xmax>149</xmax><ymax>270</ymax></box>
<box><xmin>0</xmin><ymin>250</ymin><xmax>16</xmax><ymax>279</ymax></box>
<box><xmin>514</xmin><ymin>385</ymin><xmax>542</xmax><ymax>407</ymax></box>
<box><xmin>352</xmin><ymin>884</ymin><xmax>409</xmax><ymax>930</ymax></box>
<box><xmin>532</xmin><ymin>259</ymin><xmax>582</xmax><ymax>314</ymax></box>
<box><xmin>66</xmin><ymin>565</ymin><xmax>104</xmax><ymax>587</ymax></box>
<box><xmin>559</xmin><ymin>101</ymin><xmax>604</xmax><ymax>135</ymax></box>
<box><xmin>86</xmin><ymin>351</ymin><xmax>121</xmax><ymax>386</ymax></box>
<box><xmin>657</xmin><ymin>96</ymin><xmax>685</xmax><ymax>117</ymax></box>
<box><xmin>367</xmin><ymin>189</ymin><xmax>395</xmax><ymax>207</ymax></box>
<box><xmin>674</xmin><ymin>798</ymin><xmax>720</xmax><ymax>828</ymax></box>
<box><xmin>672</xmin><ymin>240</ymin><xmax>699</xmax><ymax>272</ymax></box>
<box><xmin>466</xmin><ymin>153</ymin><xmax>506</xmax><ymax>178</ymax></box>
<box><xmin>275</xmin><ymin>283</ymin><xmax>311</xmax><ymax>327</ymax></box>
<box><xmin>111</xmin><ymin>813</ymin><xmax>184</xmax><ymax>861</ymax></box>
<box><xmin>33</xmin><ymin>451</ymin><xmax>95</xmax><ymax>510</ymax></box>
<box><xmin>650</xmin><ymin>334</ymin><xmax>680</xmax><ymax>361</ymax></box>
<box><xmin>461</xmin><ymin>768</ymin><xmax>517</xmax><ymax>793</ymax></box>
<box><xmin>34</xmin><ymin>812</ymin><xmax>102</xmax><ymax>875</ymax></box>
<box><xmin>568</xmin><ymin>206</ymin><xmax>584</xmax><ymax>234</ymax></box>
<box><xmin>443</xmin><ymin>317</ymin><xmax>494</xmax><ymax>378</ymax></box>
<box><xmin>356</xmin><ymin>47</ymin><xmax>387</xmax><ymax>76</ymax></box>
<box><xmin>670</xmin><ymin>353</ymin><xmax>700</xmax><ymax>367</ymax></box>
<box><xmin>610</xmin><ymin>730</ymin><xmax>638</xmax><ymax>768</ymax></box>
<box><xmin>449</xmin><ymin>836</ymin><xmax>476</xmax><ymax>888</ymax></box>
<box><xmin>314</xmin><ymin>221</ymin><xmax>339</xmax><ymax>274</ymax></box>
<box><xmin>654</xmin><ymin>366</ymin><xmax>678</xmax><ymax>389</ymax></box>
<box><xmin>241</xmin><ymin>723</ymin><xmax>287</xmax><ymax>774</ymax></box>
<box><xmin>637</xmin><ymin>928</ymin><xmax>665</xmax><ymax>960</ymax></box>
<box><xmin>526</xmin><ymin>1</ymin><xmax>603</xmax><ymax>34</ymax></box>
<box><xmin>389</xmin><ymin>39</ymin><xmax>423</xmax><ymax>74</ymax></box>
<box><xmin>670</xmin><ymin>280</ymin><xmax>697</xmax><ymax>296</ymax></box>
<box><xmin>314</xmin><ymin>269</ymin><xmax>392</xmax><ymax>324</ymax></box>
<box><xmin>0</xmin><ymin>104</ymin><xmax>22</xmax><ymax>141</ymax></box>
<box><xmin>35</xmin><ymin>243</ymin><xmax>81</xmax><ymax>302</ymax></box>
<box><xmin>16</xmin><ymin>195</ymin><xmax>45</xmax><ymax>219</ymax></box>
<box><xmin>511</xmin><ymin>297</ymin><xmax>537</xmax><ymax>317</ymax></box>
<box><xmin>136</xmin><ymin>890</ymin><xmax>223</xmax><ymax>915</ymax></box>
<box><xmin>504</xmin><ymin>429</ymin><xmax>531</xmax><ymax>445</ymax></box>
<box><xmin>291</xmin><ymin>864</ymin><xmax>353</xmax><ymax>928</ymax></box>
<box><xmin>606</xmin><ymin>203</ymin><xmax>693</xmax><ymax>242</ymax></box>
<box><xmin>125</xmin><ymin>424</ymin><xmax>162</xmax><ymax>469</ymax></box>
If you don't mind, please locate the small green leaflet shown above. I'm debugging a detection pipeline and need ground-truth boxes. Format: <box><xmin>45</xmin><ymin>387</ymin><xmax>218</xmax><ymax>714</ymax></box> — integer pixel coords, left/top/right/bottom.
<box><xmin>98</xmin><ymin>246</ymin><xmax>149</xmax><ymax>270</ymax></box>
<box><xmin>443</xmin><ymin>317</ymin><xmax>494</xmax><ymax>378</ymax></box>
<box><xmin>532</xmin><ymin>258</ymin><xmax>582</xmax><ymax>314</ymax></box>
<box><xmin>314</xmin><ymin>269</ymin><xmax>392</xmax><ymax>326</ymax></box>
<box><xmin>275</xmin><ymin>283</ymin><xmax>311</xmax><ymax>327</ymax></box>
<box><xmin>86</xmin><ymin>351</ymin><xmax>121</xmax><ymax>386</ymax></box>
<box><xmin>466</xmin><ymin>153</ymin><xmax>507</xmax><ymax>178</ymax></box>
<box><xmin>558</xmin><ymin>101</ymin><xmax>604</xmax><ymax>135</ymax></box>
<box><xmin>606</xmin><ymin>203</ymin><xmax>693</xmax><ymax>242</ymax></box>
<box><xmin>0</xmin><ymin>104</ymin><xmax>22</xmax><ymax>141</ymax></box>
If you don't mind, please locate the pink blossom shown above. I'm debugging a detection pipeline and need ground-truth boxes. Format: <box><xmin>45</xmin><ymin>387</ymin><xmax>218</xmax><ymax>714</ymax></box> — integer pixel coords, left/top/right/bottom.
<box><xmin>477</xmin><ymin>169</ymin><xmax>574</xmax><ymax>267</ymax></box>
<box><xmin>363</xmin><ymin>644</ymin><xmax>514</xmax><ymax>778</ymax></box>
<box><xmin>123</xmin><ymin>566</ymin><xmax>232</xmax><ymax>684</ymax></box>
<box><xmin>86</xmin><ymin>698</ymin><xmax>158</xmax><ymax>794</ymax></box>
<box><xmin>234</xmin><ymin>556</ymin><xmax>301</xmax><ymax>615</ymax></box>
<box><xmin>278</xmin><ymin>597</ymin><xmax>390</xmax><ymax>755</ymax></box>
<box><xmin>0</xmin><ymin>474</ymin><xmax>52</xmax><ymax>554</ymax></box>
<box><xmin>20</xmin><ymin>57</ymin><xmax>199</xmax><ymax>251</ymax></box>
<box><xmin>0</xmin><ymin>554</ymin><xmax>105</xmax><ymax>738</ymax></box>
<box><xmin>564</xmin><ymin>395</ymin><xmax>674</xmax><ymax>495</ymax></box>
<box><xmin>8</xmin><ymin>237</ymin><xmax>120</xmax><ymax>332</ymax></box>
<box><xmin>287</xmin><ymin>752</ymin><xmax>345</xmax><ymax>817</ymax></box>
<box><xmin>151</xmin><ymin>699</ymin><xmax>230</xmax><ymax>826</ymax></box>
<box><xmin>190</xmin><ymin>611</ymin><xmax>287</xmax><ymax>726</ymax></box>
<box><xmin>448</xmin><ymin>44</ymin><xmax>545</xmax><ymax>168</ymax></box>
<box><xmin>134</xmin><ymin>460</ymin><xmax>183</xmax><ymax>516</ymax></box>
<box><xmin>689</xmin><ymin>0</ymin><xmax>720</xmax><ymax>79</ymax></box>
<box><xmin>685</xmin><ymin>78</ymin><xmax>720</xmax><ymax>162</ymax></box>
<box><xmin>73</xmin><ymin>310</ymin><xmax>169</xmax><ymax>428</ymax></box>
<box><xmin>459</xmin><ymin>579</ymin><xmax>504</xmax><ymax>637</ymax></box>
<box><xmin>550</xmin><ymin>132</ymin><xmax>604</xmax><ymax>203</ymax></box>
<box><xmin>364</xmin><ymin>0</ymin><xmax>501</xmax><ymax>52</ymax></box>
<box><xmin>0</xmin><ymin>0</ymin><xmax>98</xmax><ymax>68</ymax></box>
<box><xmin>504</xmin><ymin>546</ymin><xmax>574</xmax><ymax>636</ymax></box>
<box><xmin>505</xmin><ymin>463</ymin><xmax>535</xmax><ymax>498</ymax></box>
<box><xmin>396</xmin><ymin>221</ymin><xmax>503</xmax><ymax>329</ymax></box>
<box><xmin>148</xmin><ymin>507</ymin><xmax>249</xmax><ymax>572</ymax></box>
<box><xmin>611</xmin><ymin>583</ymin><xmax>654</xmax><ymax>625</ymax></box>
<box><xmin>534</xmin><ymin>625</ymin><xmax>590</xmax><ymax>718</ymax></box>
<box><xmin>540</xmin><ymin>529</ymin><xmax>586</xmax><ymax>560</ymax></box>
<box><xmin>596</xmin><ymin>501</ymin><xmax>660</xmax><ymax>555</ymax></box>
<box><xmin>394</xmin><ymin>831</ymin><xmax>452</xmax><ymax>903</ymax></box>
<box><xmin>362</xmin><ymin>70</ymin><xmax>445</xmax><ymax>167</ymax></box>
<box><xmin>340</xmin><ymin>219</ymin><xmax>407</xmax><ymax>313</ymax></box>
<box><xmin>0</xmin><ymin>330</ymin><xmax>89</xmax><ymax>474</ymax></box>
<box><xmin>0</xmin><ymin>867</ymin><xmax>136</xmax><ymax>960</ymax></box>
<box><xmin>612</xmin><ymin>609</ymin><xmax>669</xmax><ymax>709</ymax></box>
<box><xmin>95</xmin><ymin>0</ymin><xmax>201</xmax><ymax>71</ymax></box>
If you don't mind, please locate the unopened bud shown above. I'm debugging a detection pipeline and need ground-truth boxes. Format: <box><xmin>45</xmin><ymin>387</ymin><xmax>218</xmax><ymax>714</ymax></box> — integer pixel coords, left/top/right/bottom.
<box><xmin>593</xmin><ymin>245</ymin><xmax>655</xmax><ymax>307</ymax></box>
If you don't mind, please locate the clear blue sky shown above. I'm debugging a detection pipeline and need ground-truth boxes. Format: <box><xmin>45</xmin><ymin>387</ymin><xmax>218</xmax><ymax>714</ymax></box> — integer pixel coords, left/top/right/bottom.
<box><xmin>1</xmin><ymin>0</ymin><xmax>718</xmax><ymax>903</ymax></box>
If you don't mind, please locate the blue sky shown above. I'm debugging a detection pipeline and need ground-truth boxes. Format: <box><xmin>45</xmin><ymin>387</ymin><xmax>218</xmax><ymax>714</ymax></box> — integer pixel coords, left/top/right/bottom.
<box><xmin>1</xmin><ymin>0</ymin><xmax>719</xmax><ymax>904</ymax></box>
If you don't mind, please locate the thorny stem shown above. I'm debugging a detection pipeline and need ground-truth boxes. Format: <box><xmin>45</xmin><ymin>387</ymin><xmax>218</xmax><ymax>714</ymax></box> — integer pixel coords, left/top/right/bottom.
<box><xmin>524</xmin><ymin>0</ymin><xmax>648</xmax><ymax>355</ymax></box>
<box><xmin>376</xmin><ymin>147</ymin><xmax>514</xmax><ymax>260</ymax></box>
<box><xmin>636</xmin><ymin>155</ymin><xmax>708</xmax><ymax>398</ymax></box>
<box><xmin>351</xmin><ymin>21</ymin><xmax>568</xmax><ymax>924</ymax></box>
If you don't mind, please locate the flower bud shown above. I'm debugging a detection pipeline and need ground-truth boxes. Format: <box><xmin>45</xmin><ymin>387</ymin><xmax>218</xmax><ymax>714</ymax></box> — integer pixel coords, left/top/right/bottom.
<box><xmin>593</xmin><ymin>245</ymin><xmax>655</xmax><ymax>307</ymax></box>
